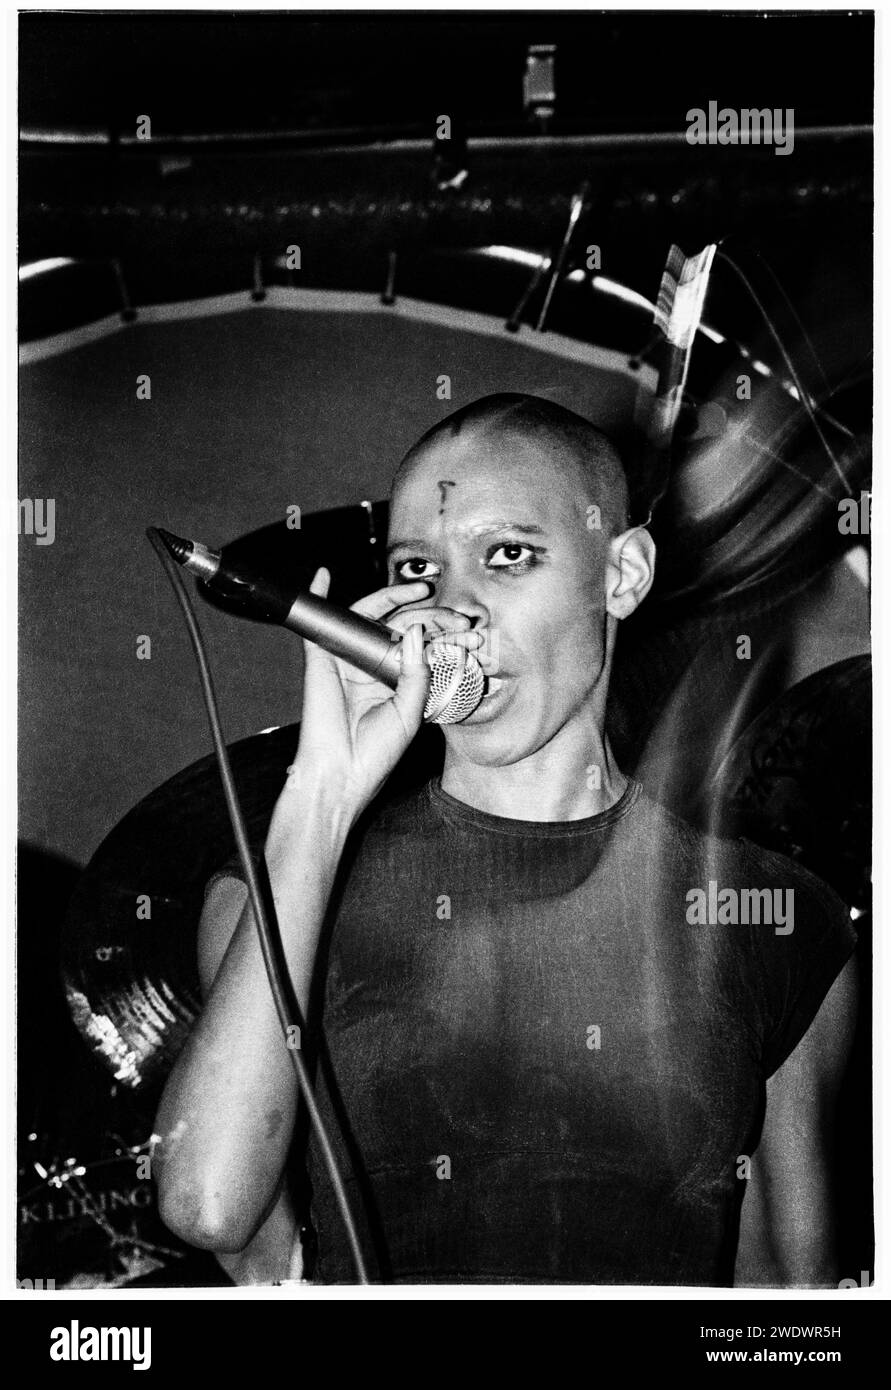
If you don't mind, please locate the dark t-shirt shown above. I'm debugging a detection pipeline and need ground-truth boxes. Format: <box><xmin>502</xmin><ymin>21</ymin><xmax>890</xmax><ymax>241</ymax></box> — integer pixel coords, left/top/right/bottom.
<box><xmin>212</xmin><ymin>776</ymin><xmax>856</xmax><ymax>1285</ymax></box>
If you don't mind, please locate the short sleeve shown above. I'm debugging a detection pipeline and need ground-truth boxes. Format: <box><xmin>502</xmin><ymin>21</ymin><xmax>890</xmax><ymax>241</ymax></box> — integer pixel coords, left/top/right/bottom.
<box><xmin>203</xmin><ymin>854</ymin><xmax>248</xmax><ymax>903</ymax></box>
<box><xmin>747</xmin><ymin>846</ymin><xmax>859</xmax><ymax>1077</ymax></box>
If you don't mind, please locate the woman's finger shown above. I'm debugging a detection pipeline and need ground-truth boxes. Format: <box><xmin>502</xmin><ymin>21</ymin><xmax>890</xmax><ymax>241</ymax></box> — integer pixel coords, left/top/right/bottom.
<box><xmin>300</xmin><ymin>567</ymin><xmax>351</xmax><ymax>705</ymax></box>
<box><xmin>424</xmin><ymin>640</ymin><xmax>472</xmax><ymax>670</ymax></box>
<box><xmin>384</xmin><ymin>606</ymin><xmax>480</xmax><ymax>643</ymax></box>
<box><xmin>309</xmin><ymin>566</ymin><xmax>330</xmax><ymax>599</ymax></box>
<box><xmin>391</xmin><ymin>621</ymin><xmax>431</xmax><ymax>732</ymax></box>
<box><xmin>350</xmin><ymin>581</ymin><xmax>436</xmax><ymax>622</ymax></box>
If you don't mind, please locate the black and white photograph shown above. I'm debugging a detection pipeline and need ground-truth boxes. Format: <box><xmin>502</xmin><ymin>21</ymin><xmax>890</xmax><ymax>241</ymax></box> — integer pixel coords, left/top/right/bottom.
<box><xmin>14</xmin><ymin>3</ymin><xmax>877</xmax><ymax>1326</ymax></box>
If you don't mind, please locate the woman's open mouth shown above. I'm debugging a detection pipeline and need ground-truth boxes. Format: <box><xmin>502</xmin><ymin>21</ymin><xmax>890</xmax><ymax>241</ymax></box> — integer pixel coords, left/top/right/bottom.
<box><xmin>456</xmin><ymin>673</ymin><xmax>511</xmax><ymax>722</ymax></box>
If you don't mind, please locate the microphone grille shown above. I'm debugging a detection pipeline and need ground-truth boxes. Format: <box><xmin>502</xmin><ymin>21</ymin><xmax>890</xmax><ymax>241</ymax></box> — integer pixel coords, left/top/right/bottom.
<box><xmin>424</xmin><ymin>652</ymin><xmax>486</xmax><ymax>725</ymax></box>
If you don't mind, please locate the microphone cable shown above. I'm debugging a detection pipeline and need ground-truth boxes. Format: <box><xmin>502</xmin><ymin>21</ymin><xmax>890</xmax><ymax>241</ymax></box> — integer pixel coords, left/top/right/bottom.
<box><xmin>147</xmin><ymin>526</ymin><xmax>370</xmax><ymax>1285</ymax></box>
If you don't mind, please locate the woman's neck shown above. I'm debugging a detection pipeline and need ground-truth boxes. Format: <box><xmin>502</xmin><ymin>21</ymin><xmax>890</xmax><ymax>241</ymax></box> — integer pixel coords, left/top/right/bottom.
<box><xmin>440</xmin><ymin>722</ymin><xmax>627</xmax><ymax>823</ymax></box>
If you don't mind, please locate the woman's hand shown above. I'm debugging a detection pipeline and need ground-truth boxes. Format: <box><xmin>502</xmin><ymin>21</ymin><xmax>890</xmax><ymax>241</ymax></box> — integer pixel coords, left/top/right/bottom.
<box><xmin>269</xmin><ymin>568</ymin><xmax>482</xmax><ymax>837</ymax></box>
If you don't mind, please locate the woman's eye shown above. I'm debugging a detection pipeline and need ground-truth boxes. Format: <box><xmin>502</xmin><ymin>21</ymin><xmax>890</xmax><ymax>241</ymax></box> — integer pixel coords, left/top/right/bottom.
<box><xmin>488</xmin><ymin>544</ymin><xmax>534</xmax><ymax>568</ymax></box>
<box><xmin>395</xmin><ymin>558</ymin><xmax>439</xmax><ymax>581</ymax></box>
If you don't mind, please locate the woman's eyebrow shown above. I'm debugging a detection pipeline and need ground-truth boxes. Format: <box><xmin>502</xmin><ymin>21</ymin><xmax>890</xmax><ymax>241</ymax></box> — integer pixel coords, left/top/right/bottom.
<box><xmin>465</xmin><ymin>521</ymin><xmax>547</xmax><ymax>538</ymax></box>
<box><xmin>386</xmin><ymin>536</ymin><xmax>427</xmax><ymax>557</ymax></box>
<box><xmin>387</xmin><ymin>521</ymin><xmax>546</xmax><ymax>556</ymax></box>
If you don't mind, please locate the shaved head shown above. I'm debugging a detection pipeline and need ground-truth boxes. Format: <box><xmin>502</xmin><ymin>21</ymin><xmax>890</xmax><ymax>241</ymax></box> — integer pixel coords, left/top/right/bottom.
<box><xmin>384</xmin><ymin>391</ymin><xmax>654</xmax><ymax>771</ymax></box>
<box><xmin>393</xmin><ymin>393</ymin><xmax>630</xmax><ymax>537</ymax></box>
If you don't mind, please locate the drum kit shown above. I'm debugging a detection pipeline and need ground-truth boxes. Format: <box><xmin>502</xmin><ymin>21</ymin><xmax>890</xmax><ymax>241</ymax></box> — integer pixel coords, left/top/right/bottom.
<box><xmin>19</xmin><ymin>234</ymin><xmax>872</xmax><ymax>1287</ymax></box>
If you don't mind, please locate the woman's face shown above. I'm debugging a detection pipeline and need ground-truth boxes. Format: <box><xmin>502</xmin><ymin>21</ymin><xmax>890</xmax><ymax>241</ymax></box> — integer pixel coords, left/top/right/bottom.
<box><xmin>387</xmin><ymin>426</ymin><xmax>615</xmax><ymax>767</ymax></box>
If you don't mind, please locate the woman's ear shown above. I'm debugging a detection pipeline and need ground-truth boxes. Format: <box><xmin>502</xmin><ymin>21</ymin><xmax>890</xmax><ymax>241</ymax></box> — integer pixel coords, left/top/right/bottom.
<box><xmin>605</xmin><ymin>525</ymin><xmax>656</xmax><ymax>619</ymax></box>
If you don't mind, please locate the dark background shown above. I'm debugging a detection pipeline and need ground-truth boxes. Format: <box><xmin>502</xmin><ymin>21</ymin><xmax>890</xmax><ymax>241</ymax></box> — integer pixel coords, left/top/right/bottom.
<box><xmin>20</xmin><ymin>11</ymin><xmax>873</xmax><ymax>331</ymax></box>
<box><xmin>19</xmin><ymin>11</ymin><xmax>874</xmax><ymax>136</ymax></box>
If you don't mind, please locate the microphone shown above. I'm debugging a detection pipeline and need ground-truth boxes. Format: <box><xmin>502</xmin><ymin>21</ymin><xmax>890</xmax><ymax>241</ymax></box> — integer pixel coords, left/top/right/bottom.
<box><xmin>152</xmin><ymin>528</ymin><xmax>485</xmax><ymax>725</ymax></box>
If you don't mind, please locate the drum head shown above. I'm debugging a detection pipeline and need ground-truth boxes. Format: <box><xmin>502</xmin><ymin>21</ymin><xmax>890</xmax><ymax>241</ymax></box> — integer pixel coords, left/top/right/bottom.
<box><xmin>711</xmin><ymin>655</ymin><xmax>870</xmax><ymax>911</ymax></box>
<box><xmin>60</xmin><ymin>722</ymin><xmax>445</xmax><ymax>1093</ymax></box>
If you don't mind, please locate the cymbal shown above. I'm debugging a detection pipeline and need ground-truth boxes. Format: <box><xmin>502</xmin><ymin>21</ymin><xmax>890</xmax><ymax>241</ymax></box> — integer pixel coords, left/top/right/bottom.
<box><xmin>60</xmin><ymin>721</ymin><xmax>444</xmax><ymax>1094</ymax></box>
<box><xmin>710</xmin><ymin>655</ymin><xmax>870</xmax><ymax>912</ymax></box>
<box><xmin>198</xmin><ymin>500</ymin><xmax>390</xmax><ymax>623</ymax></box>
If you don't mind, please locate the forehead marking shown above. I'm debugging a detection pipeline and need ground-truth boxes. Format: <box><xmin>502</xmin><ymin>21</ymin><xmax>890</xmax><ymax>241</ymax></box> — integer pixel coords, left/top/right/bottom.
<box><xmin>437</xmin><ymin>479</ymin><xmax>456</xmax><ymax>515</ymax></box>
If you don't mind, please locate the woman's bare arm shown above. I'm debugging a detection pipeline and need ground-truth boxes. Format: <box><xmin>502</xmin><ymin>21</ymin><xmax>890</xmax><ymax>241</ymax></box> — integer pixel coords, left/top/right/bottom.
<box><xmin>152</xmin><ymin>573</ymin><xmax>447</xmax><ymax>1256</ymax></box>
<box><xmin>734</xmin><ymin>955</ymin><xmax>858</xmax><ymax>1287</ymax></box>
<box><xmin>153</xmin><ymin>788</ymin><xmax>354</xmax><ymax>1253</ymax></box>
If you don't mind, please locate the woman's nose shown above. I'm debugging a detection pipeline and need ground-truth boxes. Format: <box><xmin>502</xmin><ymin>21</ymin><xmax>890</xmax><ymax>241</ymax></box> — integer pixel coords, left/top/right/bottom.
<box><xmin>434</xmin><ymin>574</ymin><xmax>488</xmax><ymax>629</ymax></box>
